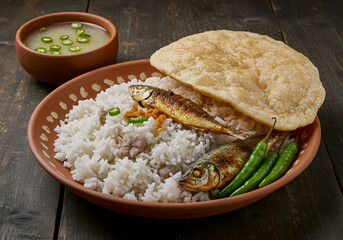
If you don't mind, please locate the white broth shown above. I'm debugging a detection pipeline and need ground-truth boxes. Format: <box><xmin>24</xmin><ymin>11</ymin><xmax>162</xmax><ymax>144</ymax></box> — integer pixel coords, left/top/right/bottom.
<box><xmin>24</xmin><ymin>22</ymin><xmax>110</xmax><ymax>55</ymax></box>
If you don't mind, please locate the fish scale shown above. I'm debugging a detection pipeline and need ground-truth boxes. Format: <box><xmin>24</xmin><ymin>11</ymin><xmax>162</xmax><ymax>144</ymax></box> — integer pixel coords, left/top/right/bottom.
<box><xmin>179</xmin><ymin>133</ymin><xmax>286</xmax><ymax>192</ymax></box>
<box><xmin>185</xmin><ymin>137</ymin><xmax>261</xmax><ymax>191</ymax></box>
<box><xmin>128</xmin><ymin>84</ymin><xmax>287</xmax><ymax>192</ymax></box>
<box><xmin>128</xmin><ymin>85</ymin><xmax>253</xmax><ymax>140</ymax></box>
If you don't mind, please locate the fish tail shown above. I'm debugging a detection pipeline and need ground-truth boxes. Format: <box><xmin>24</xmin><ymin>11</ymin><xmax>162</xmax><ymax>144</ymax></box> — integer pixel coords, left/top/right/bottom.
<box><xmin>266</xmin><ymin>131</ymin><xmax>289</xmax><ymax>153</ymax></box>
<box><xmin>222</xmin><ymin>126</ymin><xmax>256</xmax><ymax>140</ymax></box>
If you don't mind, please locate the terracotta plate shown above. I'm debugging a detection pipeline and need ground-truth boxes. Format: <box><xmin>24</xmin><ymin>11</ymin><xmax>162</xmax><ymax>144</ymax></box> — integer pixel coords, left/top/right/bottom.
<box><xmin>28</xmin><ymin>59</ymin><xmax>321</xmax><ymax>219</ymax></box>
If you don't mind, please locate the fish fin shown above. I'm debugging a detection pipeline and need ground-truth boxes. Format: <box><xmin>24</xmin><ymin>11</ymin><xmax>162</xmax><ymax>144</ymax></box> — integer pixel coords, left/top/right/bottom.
<box><xmin>223</xmin><ymin>127</ymin><xmax>256</xmax><ymax>140</ymax></box>
<box><xmin>266</xmin><ymin>131</ymin><xmax>289</xmax><ymax>153</ymax></box>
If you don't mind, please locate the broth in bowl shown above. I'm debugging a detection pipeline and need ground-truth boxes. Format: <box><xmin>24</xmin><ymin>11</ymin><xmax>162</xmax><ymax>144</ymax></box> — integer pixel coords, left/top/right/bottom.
<box><xmin>24</xmin><ymin>22</ymin><xmax>110</xmax><ymax>55</ymax></box>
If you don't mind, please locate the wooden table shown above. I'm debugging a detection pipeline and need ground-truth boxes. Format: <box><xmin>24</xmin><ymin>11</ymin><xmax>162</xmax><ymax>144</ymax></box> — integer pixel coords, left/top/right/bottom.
<box><xmin>1</xmin><ymin>0</ymin><xmax>343</xmax><ymax>239</ymax></box>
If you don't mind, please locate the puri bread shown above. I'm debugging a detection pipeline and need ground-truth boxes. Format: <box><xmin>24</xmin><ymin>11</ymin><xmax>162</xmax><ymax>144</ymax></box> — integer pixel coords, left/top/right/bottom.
<box><xmin>150</xmin><ymin>30</ymin><xmax>325</xmax><ymax>130</ymax></box>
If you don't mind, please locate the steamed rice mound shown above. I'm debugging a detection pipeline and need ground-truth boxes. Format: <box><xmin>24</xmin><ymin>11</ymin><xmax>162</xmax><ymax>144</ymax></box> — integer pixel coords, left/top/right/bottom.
<box><xmin>54</xmin><ymin>76</ymin><xmax>265</xmax><ymax>203</ymax></box>
<box><xmin>150</xmin><ymin>30</ymin><xmax>326</xmax><ymax>130</ymax></box>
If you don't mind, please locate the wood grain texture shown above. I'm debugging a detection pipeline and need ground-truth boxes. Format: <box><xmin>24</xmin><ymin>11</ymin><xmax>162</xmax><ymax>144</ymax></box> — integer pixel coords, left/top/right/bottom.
<box><xmin>87</xmin><ymin>0</ymin><xmax>283</xmax><ymax>63</ymax></box>
<box><xmin>271</xmin><ymin>0</ymin><xmax>343</xmax><ymax>192</ymax></box>
<box><xmin>59</xmin><ymin>189</ymin><xmax>278</xmax><ymax>240</ymax></box>
<box><xmin>262</xmin><ymin>141</ymin><xmax>343</xmax><ymax>239</ymax></box>
<box><xmin>56</xmin><ymin>0</ymin><xmax>288</xmax><ymax>239</ymax></box>
<box><xmin>57</xmin><ymin>144</ymin><xmax>343</xmax><ymax>239</ymax></box>
<box><xmin>87</xmin><ymin>0</ymin><xmax>174</xmax><ymax>63</ymax></box>
<box><xmin>1</xmin><ymin>0</ymin><xmax>342</xmax><ymax>239</ymax></box>
<box><xmin>0</xmin><ymin>42</ymin><xmax>59</xmax><ymax>240</ymax></box>
<box><xmin>0</xmin><ymin>0</ymin><xmax>88</xmax><ymax>239</ymax></box>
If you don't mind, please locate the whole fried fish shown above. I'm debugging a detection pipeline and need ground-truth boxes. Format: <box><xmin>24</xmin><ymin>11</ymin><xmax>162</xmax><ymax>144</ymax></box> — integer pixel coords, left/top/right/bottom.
<box><xmin>128</xmin><ymin>85</ymin><xmax>253</xmax><ymax>140</ymax></box>
<box><xmin>179</xmin><ymin>132</ymin><xmax>286</xmax><ymax>192</ymax></box>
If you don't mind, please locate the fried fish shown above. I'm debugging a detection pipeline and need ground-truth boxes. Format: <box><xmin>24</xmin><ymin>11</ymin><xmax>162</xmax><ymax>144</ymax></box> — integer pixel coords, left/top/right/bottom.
<box><xmin>128</xmin><ymin>85</ymin><xmax>253</xmax><ymax>140</ymax></box>
<box><xmin>179</xmin><ymin>132</ymin><xmax>286</xmax><ymax>192</ymax></box>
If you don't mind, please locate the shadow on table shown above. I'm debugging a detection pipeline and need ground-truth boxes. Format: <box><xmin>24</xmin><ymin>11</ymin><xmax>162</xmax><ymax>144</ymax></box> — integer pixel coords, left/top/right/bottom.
<box><xmin>58</xmin><ymin>146</ymin><xmax>343</xmax><ymax>240</ymax></box>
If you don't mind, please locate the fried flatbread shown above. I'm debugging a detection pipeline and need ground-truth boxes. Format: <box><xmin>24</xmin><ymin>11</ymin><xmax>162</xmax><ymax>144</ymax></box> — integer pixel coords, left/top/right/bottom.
<box><xmin>150</xmin><ymin>30</ymin><xmax>325</xmax><ymax>130</ymax></box>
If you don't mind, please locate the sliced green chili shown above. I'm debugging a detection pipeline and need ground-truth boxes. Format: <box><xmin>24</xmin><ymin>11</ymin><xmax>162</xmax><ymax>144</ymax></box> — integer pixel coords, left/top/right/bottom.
<box><xmin>39</xmin><ymin>27</ymin><xmax>46</xmax><ymax>31</ymax></box>
<box><xmin>75</xmin><ymin>29</ymin><xmax>85</xmax><ymax>35</ymax></box>
<box><xmin>69</xmin><ymin>46</ymin><xmax>81</xmax><ymax>52</ymax></box>
<box><xmin>62</xmin><ymin>39</ymin><xmax>73</xmax><ymax>46</ymax></box>
<box><xmin>259</xmin><ymin>139</ymin><xmax>298</xmax><ymax>188</ymax></box>
<box><xmin>77</xmin><ymin>37</ymin><xmax>89</xmax><ymax>43</ymax></box>
<box><xmin>79</xmin><ymin>33</ymin><xmax>91</xmax><ymax>38</ymax></box>
<box><xmin>50</xmin><ymin>51</ymin><xmax>62</xmax><ymax>55</ymax></box>
<box><xmin>60</xmin><ymin>35</ymin><xmax>69</xmax><ymax>40</ymax></box>
<box><xmin>128</xmin><ymin>116</ymin><xmax>148</xmax><ymax>124</ymax></box>
<box><xmin>109</xmin><ymin>107</ymin><xmax>120</xmax><ymax>116</ymax></box>
<box><xmin>214</xmin><ymin>117</ymin><xmax>277</xmax><ymax>199</ymax></box>
<box><xmin>41</xmin><ymin>37</ymin><xmax>53</xmax><ymax>43</ymax></box>
<box><xmin>50</xmin><ymin>45</ymin><xmax>61</xmax><ymax>51</ymax></box>
<box><xmin>34</xmin><ymin>47</ymin><xmax>47</xmax><ymax>53</ymax></box>
<box><xmin>71</xmin><ymin>22</ymin><xmax>83</xmax><ymax>29</ymax></box>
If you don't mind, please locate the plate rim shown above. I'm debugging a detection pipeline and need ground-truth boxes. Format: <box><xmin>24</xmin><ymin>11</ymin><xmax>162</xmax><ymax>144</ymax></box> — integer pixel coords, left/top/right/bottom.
<box><xmin>27</xmin><ymin>59</ymin><xmax>322</xmax><ymax>215</ymax></box>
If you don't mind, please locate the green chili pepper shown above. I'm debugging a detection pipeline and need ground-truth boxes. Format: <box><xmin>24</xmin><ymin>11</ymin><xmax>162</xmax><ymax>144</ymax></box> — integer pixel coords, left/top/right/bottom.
<box><xmin>50</xmin><ymin>51</ymin><xmax>62</xmax><ymax>55</ymax></box>
<box><xmin>41</xmin><ymin>37</ymin><xmax>53</xmax><ymax>43</ymax></box>
<box><xmin>259</xmin><ymin>140</ymin><xmax>298</xmax><ymax>188</ymax></box>
<box><xmin>62</xmin><ymin>39</ymin><xmax>73</xmax><ymax>46</ymax></box>
<box><xmin>79</xmin><ymin>33</ymin><xmax>91</xmax><ymax>38</ymax></box>
<box><xmin>75</xmin><ymin>29</ymin><xmax>85</xmax><ymax>35</ymax></box>
<box><xmin>71</xmin><ymin>22</ymin><xmax>83</xmax><ymax>29</ymax></box>
<box><xmin>214</xmin><ymin>117</ymin><xmax>277</xmax><ymax>199</ymax></box>
<box><xmin>40</xmin><ymin>27</ymin><xmax>46</xmax><ymax>31</ymax></box>
<box><xmin>230</xmin><ymin>152</ymin><xmax>278</xmax><ymax>196</ymax></box>
<box><xmin>108</xmin><ymin>107</ymin><xmax>120</xmax><ymax>116</ymax></box>
<box><xmin>34</xmin><ymin>47</ymin><xmax>47</xmax><ymax>53</ymax></box>
<box><xmin>77</xmin><ymin>37</ymin><xmax>89</xmax><ymax>43</ymax></box>
<box><xmin>50</xmin><ymin>45</ymin><xmax>61</xmax><ymax>51</ymax></box>
<box><xmin>128</xmin><ymin>116</ymin><xmax>148</xmax><ymax>124</ymax></box>
<box><xmin>60</xmin><ymin>35</ymin><xmax>69</xmax><ymax>40</ymax></box>
<box><xmin>69</xmin><ymin>46</ymin><xmax>81</xmax><ymax>52</ymax></box>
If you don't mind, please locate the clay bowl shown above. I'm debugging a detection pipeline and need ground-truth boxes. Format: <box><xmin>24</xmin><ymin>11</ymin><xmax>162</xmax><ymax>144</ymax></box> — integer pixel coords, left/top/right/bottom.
<box><xmin>28</xmin><ymin>59</ymin><xmax>321</xmax><ymax>219</ymax></box>
<box><xmin>15</xmin><ymin>12</ymin><xmax>118</xmax><ymax>84</ymax></box>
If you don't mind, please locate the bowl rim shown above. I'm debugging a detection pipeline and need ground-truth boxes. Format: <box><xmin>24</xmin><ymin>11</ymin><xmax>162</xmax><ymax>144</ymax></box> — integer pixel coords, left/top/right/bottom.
<box><xmin>27</xmin><ymin>59</ymin><xmax>321</xmax><ymax>211</ymax></box>
<box><xmin>15</xmin><ymin>11</ymin><xmax>117</xmax><ymax>58</ymax></box>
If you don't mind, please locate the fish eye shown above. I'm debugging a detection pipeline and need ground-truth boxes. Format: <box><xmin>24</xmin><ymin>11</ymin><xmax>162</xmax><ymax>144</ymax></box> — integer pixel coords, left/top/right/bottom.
<box><xmin>192</xmin><ymin>168</ymin><xmax>202</xmax><ymax>178</ymax></box>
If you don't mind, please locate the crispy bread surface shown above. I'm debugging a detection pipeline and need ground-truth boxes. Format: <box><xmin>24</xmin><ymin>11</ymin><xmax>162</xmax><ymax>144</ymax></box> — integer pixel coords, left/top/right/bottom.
<box><xmin>150</xmin><ymin>30</ymin><xmax>325</xmax><ymax>130</ymax></box>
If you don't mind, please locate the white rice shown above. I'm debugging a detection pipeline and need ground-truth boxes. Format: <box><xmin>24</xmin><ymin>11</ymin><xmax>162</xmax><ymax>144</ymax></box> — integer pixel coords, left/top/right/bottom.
<box><xmin>54</xmin><ymin>76</ymin><xmax>267</xmax><ymax>203</ymax></box>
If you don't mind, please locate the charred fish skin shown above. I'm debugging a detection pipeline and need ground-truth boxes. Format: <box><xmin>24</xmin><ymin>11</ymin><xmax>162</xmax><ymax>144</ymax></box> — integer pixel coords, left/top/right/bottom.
<box><xmin>179</xmin><ymin>137</ymin><xmax>261</xmax><ymax>192</ymax></box>
<box><xmin>151</xmin><ymin>88</ymin><xmax>220</xmax><ymax>129</ymax></box>
<box><xmin>128</xmin><ymin>85</ymin><xmax>253</xmax><ymax>140</ymax></box>
<box><xmin>179</xmin><ymin>132</ymin><xmax>287</xmax><ymax>192</ymax></box>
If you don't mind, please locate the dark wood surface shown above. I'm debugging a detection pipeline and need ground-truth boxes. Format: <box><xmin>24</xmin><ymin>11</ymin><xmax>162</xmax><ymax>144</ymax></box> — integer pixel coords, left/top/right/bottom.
<box><xmin>1</xmin><ymin>0</ymin><xmax>342</xmax><ymax>239</ymax></box>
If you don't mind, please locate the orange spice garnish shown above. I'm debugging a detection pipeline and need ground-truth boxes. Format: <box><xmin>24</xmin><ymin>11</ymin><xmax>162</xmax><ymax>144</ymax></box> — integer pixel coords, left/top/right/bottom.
<box><xmin>146</xmin><ymin>109</ymin><xmax>160</xmax><ymax>119</ymax></box>
<box><xmin>123</xmin><ymin>103</ymin><xmax>141</xmax><ymax>120</ymax></box>
<box><xmin>155</xmin><ymin>114</ymin><xmax>167</xmax><ymax>132</ymax></box>
<box><xmin>124</xmin><ymin>104</ymin><xmax>167</xmax><ymax>132</ymax></box>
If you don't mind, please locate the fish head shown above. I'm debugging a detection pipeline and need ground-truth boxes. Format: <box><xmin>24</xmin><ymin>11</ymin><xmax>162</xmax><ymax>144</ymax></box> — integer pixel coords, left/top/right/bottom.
<box><xmin>128</xmin><ymin>85</ymin><xmax>154</xmax><ymax>108</ymax></box>
<box><xmin>179</xmin><ymin>160</ymin><xmax>221</xmax><ymax>192</ymax></box>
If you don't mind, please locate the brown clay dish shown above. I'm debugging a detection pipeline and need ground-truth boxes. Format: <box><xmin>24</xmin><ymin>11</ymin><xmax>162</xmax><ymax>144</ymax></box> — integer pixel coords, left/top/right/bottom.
<box><xmin>27</xmin><ymin>59</ymin><xmax>321</xmax><ymax>219</ymax></box>
<box><xmin>15</xmin><ymin>12</ymin><xmax>118</xmax><ymax>84</ymax></box>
